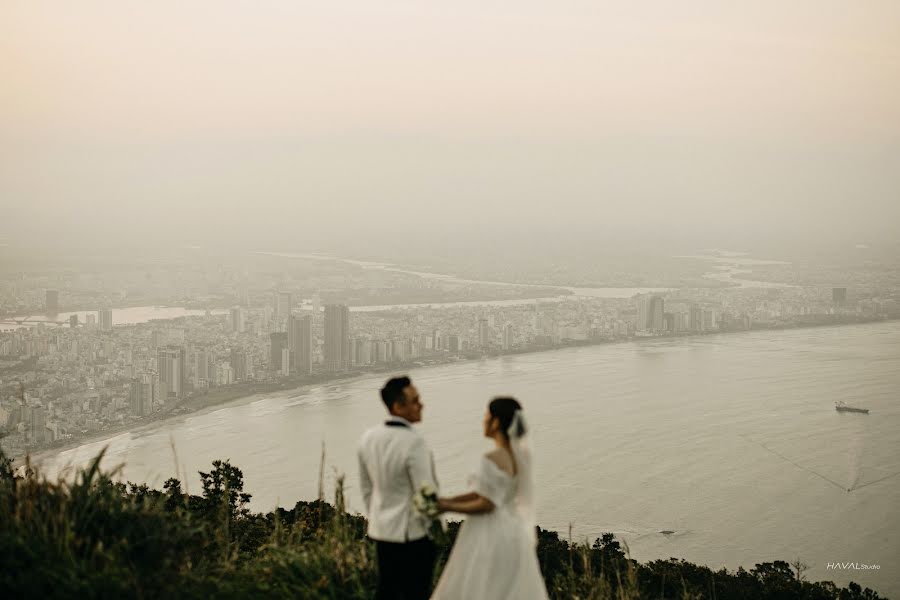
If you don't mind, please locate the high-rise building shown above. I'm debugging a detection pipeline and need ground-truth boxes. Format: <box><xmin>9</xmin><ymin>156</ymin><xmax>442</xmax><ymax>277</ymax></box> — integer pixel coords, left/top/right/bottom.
<box><xmin>689</xmin><ymin>305</ymin><xmax>704</xmax><ymax>332</ymax></box>
<box><xmin>663</xmin><ymin>313</ymin><xmax>676</xmax><ymax>332</ymax></box>
<box><xmin>141</xmin><ymin>373</ymin><xmax>154</xmax><ymax>415</ymax></box>
<box><xmin>130</xmin><ymin>377</ymin><xmax>154</xmax><ymax>417</ymax></box>
<box><xmin>69</xmin><ymin>314</ymin><xmax>78</xmax><ymax>328</ymax></box>
<box><xmin>501</xmin><ymin>324</ymin><xmax>514</xmax><ymax>350</ymax></box>
<box><xmin>157</xmin><ymin>347</ymin><xmax>186</xmax><ymax>401</ymax></box>
<box><xmin>230</xmin><ymin>306</ymin><xmax>245</xmax><ymax>333</ymax></box>
<box><xmin>833</xmin><ymin>287</ymin><xmax>848</xmax><ymax>306</ymax></box>
<box><xmin>270</xmin><ymin>332</ymin><xmax>288</xmax><ymax>371</ymax></box>
<box><xmin>28</xmin><ymin>406</ymin><xmax>47</xmax><ymax>444</ymax></box>
<box><xmin>478</xmin><ymin>318</ymin><xmax>490</xmax><ymax>348</ymax></box>
<box><xmin>637</xmin><ymin>295</ymin><xmax>665</xmax><ymax>331</ymax></box>
<box><xmin>281</xmin><ymin>347</ymin><xmax>292</xmax><ymax>376</ymax></box>
<box><xmin>289</xmin><ymin>315</ymin><xmax>313</xmax><ymax>374</ymax></box>
<box><xmin>85</xmin><ymin>313</ymin><xmax>97</xmax><ymax>328</ymax></box>
<box><xmin>230</xmin><ymin>349</ymin><xmax>249</xmax><ymax>381</ymax></box>
<box><xmin>45</xmin><ymin>290</ymin><xmax>59</xmax><ymax>313</ymax></box>
<box><xmin>649</xmin><ymin>297</ymin><xmax>664</xmax><ymax>331</ymax></box>
<box><xmin>98</xmin><ymin>309</ymin><xmax>113</xmax><ymax>332</ymax></box>
<box><xmin>353</xmin><ymin>338</ymin><xmax>371</xmax><ymax>366</ymax></box>
<box><xmin>390</xmin><ymin>339</ymin><xmax>404</xmax><ymax>362</ymax></box>
<box><xmin>373</xmin><ymin>340</ymin><xmax>389</xmax><ymax>363</ymax></box>
<box><xmin>637</xmin><ymin>296</ymin><xmax>649</xmax><ymax>331</ymax></box>
<box><xmin>324</xmin><ymin>304</ymin><xmax>351</xmax><ymax>371</ymax></box>
<box><xmin>432</xmin><ymin>329</ymin><xmax>442</xmax><ymax>351</ymax></box>
<box><xmin>194</xmin><ymin>350</ymin><xmax>210</xmax><ymax>385</ymax></box>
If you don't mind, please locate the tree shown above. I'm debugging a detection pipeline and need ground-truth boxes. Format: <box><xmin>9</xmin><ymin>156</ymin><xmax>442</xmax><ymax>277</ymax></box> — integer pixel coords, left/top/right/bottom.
<box><xmin>199</xmin><ymin>459</ymin><xmax>252</xmax><ymax>519</ymax></box>
<box><xmin>790</xmin><ymin>557</ymin><xmax>810</xmax><ymax>582</ymax></box>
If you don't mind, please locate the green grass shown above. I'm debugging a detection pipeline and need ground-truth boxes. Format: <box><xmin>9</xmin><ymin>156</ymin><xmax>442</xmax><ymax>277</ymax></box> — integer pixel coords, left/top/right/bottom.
<box><xmin>0</xmin><ymin>448</ymin><xmax>887</xmax><ymax>599</ymax></box>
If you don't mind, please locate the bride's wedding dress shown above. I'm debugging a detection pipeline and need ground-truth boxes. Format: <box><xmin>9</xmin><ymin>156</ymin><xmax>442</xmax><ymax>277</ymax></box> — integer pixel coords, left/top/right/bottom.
<box><xmin>431</xmin><ymin>414</ymin><xmax>549</xmax><ymax>600</ymax></box>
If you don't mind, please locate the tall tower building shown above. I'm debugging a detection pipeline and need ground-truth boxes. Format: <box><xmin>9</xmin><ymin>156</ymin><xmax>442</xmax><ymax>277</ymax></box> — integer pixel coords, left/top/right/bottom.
<box><xmin>140</xmin><ymin>373</ymin><xmax>154</xmax><ymax>415</ymax></box>
<box><xmin>230</xmin><ymin>349</ymin><xmax>249</xmax><ymax>381</ymax></box>
<box><xmin>637</xmin><ymin>295</ymin><xmax>665</xmax><ymax>332</ymax></box>
<box><xmin>501</xmin><ymin>323</ymin><xmax>514</xmax><ymax>350</ymax></box>
<box><xmin>194</xmin><ymin>350</ymin><xmax>210</xmax><ymax>385</ymax></box>
<box><xmin>649</xmin><ymin>296</ymin><xmax>665</xmax><ymax>331</ymax></box>
<box><xmin>324</xmin><ymin>304</ymin><xmax>351</xmax><ymax>371</ymax></box>
<box><xmin>354</xmin><ymin>338</ymin><xmax>372</xmax><ymax>366</ymax></box>
<box><xmin>45</xmin><ymin>290</ymin><xmax>59</xmax><ymax>313</ymax></box>
<box><xmin>289</xmin><ymin>314</ymin><xmax>313</xmax><ymax>374</ymax></box>
<box><xmin>374</xmin><ymin>340</ymin><xmax>389</xmax><ymax>363</ymax></box>
<box><xmin>663</xmin><ymin>313</ymin><xmax>676</xmax><ymax>332</ymax></box>
<box><xmin>478</xmin><ymin>318</ymin><xmax>490</xmax><ymax>348</ymax></box>
<box><xmin>157</xmin><ymin>347</ymin><xmax>185</xmax><ymax>401</ymax></box>
<box><xmin>230</xmin><ymin>307</ymin><xmax>245</xmax><ymax>333</ymax></box>
<box><xmin>130</xmin><ymin>379</ymin><xmax>147</xmax><ymax>416</ymax></box>
<box><xmin>69</xmin><ymin>314</ymin><xmax>79</xmax><ymax>328</ymax></box>
<box><xmin>833</xmin><ymin>287</ymin><xmax>848</xmax><ymax>306</ymax></box>
<box><xmin>432</xmin><ymin>329</ymin><xmax>442</xmax><ymax>350</ymax></box>
<box><xmin>281</xmin><ymin>347</ymin><xmax>291</xmax><ymax>376</ymax></box>
<box><xmin>689</xmin><ymin>305</ymin><xmax>704</xmax><ymax>332</ymax></box>
<box><xmin>269</xmin><ymin>332</ymin><xmax>288</xmax><ymax>372</ymax></box>
<box><xmin>28</xmin><ymin>407</ymin><xmax>47</xmax><ymax>444</ymax></box>
<box><xmin>98</xmin><ymin>309</ymin><xmax>113</xmax><ymax>332</ymax></box>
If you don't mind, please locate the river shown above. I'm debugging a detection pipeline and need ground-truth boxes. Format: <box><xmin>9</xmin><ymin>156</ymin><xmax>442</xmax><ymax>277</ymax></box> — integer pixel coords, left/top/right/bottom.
<box><xmin>0</xmin><ymin>306</ymin><xmax>228</xmax><ymax>332</ymax></box>
<box><xmin>36</xmin><ymin>321</ymin><xmax>900</xmax><ymax>595</ymax></box>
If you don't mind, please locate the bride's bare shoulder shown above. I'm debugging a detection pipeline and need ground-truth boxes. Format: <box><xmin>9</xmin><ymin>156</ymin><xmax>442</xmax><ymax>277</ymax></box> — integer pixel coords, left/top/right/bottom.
<box><xmin>484</xmin><ymin>448</ymin><xmax>515</xmax><ymax>476</ymax></box>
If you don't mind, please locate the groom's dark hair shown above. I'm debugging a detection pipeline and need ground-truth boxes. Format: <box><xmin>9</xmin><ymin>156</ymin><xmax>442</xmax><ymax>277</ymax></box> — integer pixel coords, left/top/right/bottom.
<box><xmin>381</xmin><ymin>376</ymin><xmax>411</xmax><ymax>409</ymax></box>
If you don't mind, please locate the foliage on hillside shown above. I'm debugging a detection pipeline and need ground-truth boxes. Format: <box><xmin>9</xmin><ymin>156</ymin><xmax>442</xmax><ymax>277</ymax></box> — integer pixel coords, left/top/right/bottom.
<box><xmin>0</xmin><ymin>448</ymin><xmax>886</xmax><ymax>600</ymax></box>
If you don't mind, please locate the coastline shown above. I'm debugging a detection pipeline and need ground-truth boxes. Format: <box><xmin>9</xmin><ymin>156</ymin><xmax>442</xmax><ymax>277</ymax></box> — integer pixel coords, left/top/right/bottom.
<box><xmin>15</xmin><ymin>314</ymin><xmax>896</xmax><ymax>468</ymax></box>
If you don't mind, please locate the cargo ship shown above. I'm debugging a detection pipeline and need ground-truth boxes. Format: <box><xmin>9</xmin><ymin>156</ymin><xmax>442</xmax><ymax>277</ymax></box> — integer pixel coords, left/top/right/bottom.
<box><xmin>835</xmin><ymin>401</ymin><xmax>869</xmax><ymax>414</ymax></box>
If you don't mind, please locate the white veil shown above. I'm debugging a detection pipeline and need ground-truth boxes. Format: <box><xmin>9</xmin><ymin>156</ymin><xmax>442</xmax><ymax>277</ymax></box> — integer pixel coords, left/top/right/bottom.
<box><xmin>507</xmin><ymin>410</ymin><xmax>537</xmax><ymax>545</ymax></box>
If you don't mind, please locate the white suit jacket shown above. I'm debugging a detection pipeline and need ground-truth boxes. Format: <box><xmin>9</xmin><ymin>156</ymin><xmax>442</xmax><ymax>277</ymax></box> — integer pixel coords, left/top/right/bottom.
<box><xmin>357</xmin><ymin>416</ymin><xmax>439</xmax><ymax>543</ymax></box>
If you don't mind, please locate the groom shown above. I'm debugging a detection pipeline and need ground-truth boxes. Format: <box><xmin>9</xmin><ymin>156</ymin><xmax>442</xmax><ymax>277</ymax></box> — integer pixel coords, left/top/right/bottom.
<box><xmin>358</xmin><ymin>376</ymin><xmax>438</xmax><ymax>600</ymax></box>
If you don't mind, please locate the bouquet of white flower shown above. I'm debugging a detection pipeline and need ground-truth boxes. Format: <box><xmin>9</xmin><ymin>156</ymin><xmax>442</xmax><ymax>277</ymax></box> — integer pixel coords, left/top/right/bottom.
<box><xmin>411</xmin><ymin>482</ymin><xmax>440</xmax><ymax>519</ymax></box>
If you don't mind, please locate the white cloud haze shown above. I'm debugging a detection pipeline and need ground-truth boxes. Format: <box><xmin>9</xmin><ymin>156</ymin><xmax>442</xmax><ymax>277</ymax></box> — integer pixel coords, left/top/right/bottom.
<box><xmin>2</xmin><ymin>1</ymin><xmax>898</xmax><ymax>253</ymax></box>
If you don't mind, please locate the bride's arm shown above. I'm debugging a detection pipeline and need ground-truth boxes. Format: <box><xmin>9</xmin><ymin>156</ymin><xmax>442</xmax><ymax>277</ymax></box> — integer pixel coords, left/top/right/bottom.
<box><xmin>438</xmin><ymin>494</ymin><xmax>494</xmax><ymax>515</ymax></box>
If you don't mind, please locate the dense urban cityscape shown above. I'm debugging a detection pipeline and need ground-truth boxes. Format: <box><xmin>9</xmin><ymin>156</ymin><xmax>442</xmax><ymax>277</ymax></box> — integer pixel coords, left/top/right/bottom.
<box><xmin>1</xmin><ymin>252</ymin><xmax>897</xmax><ymax>460</ymax></box>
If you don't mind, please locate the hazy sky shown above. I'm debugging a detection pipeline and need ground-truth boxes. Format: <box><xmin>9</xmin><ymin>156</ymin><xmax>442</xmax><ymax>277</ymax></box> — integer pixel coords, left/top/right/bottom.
<box><xmin>2</xmin><ymin>1</ymin><xmax>899</xmax><ymax>253</ymax></box>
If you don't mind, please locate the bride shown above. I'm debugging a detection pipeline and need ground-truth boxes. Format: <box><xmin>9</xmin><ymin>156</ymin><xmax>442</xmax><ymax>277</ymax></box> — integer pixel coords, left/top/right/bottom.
<box><xmin>431</xmin><ymin>397</ymin><xmax>549</xmax><ymax>599</ymax></box>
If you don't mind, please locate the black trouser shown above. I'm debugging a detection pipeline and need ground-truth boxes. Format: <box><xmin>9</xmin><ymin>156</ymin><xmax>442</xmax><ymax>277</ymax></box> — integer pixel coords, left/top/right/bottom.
<box><xmin>374</xmin><ymin>537</ymin><xmax>436</xmax><ymax>600</ymax></box>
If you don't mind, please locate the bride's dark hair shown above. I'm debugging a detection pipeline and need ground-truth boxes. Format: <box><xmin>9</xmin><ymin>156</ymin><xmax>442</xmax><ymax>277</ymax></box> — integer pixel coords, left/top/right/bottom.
<box><xmin>488</xmin><ymin>397</ymin><xmax>526</xmax><ymax>438</ymax></box>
